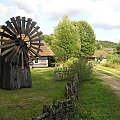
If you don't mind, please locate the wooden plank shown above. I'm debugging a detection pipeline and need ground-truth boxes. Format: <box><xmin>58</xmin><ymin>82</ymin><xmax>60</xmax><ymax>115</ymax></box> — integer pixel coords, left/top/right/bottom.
<box><xmin>32</xmin><ymin>42</ymin><xmax>44</xmax><ymax>46</ymax></box>
<box><xmin>28</xmin><ymin>47</ymin><xmax>41</xmax><ymax>58</ymax></box>
<box><xmin>10</xmin><ymin>46</ymin><xmax>20</xmax><ymax>64</ymax></box>
<box><xmin>26</xmin><ymin>18</ymin><xmax>32</xmax><ymax>35</ymax></box>
<box><xmin>28</xmin><ymin>50</ymin><xmax>38</xmax><ymax>61</ymax></box>
<box><xmin>31</xmin><ymin>37</ymin><xmax>43</xmax><ymax>42</ymax></box>
<box><xmin>29</xmin><ymin>26</ymin><xmax>40</xmax><ymax>36</ymax></box>
<box><xmin>1</xmin><ymin>25</ymin><xmax>16</xmax><ymax>38</ymax></box>
<box><xmin>21</xmin><ymin>51</ymin><xmax>24</xmax><ymax>69</ymax></box>
<box><xmin>0</xmin><ymin>39</ymin><xmax>11</xmax><ymax>42</ymax></box>
<box><xmin>0</xmin><ymin>40</ymin><xmax>13</xmax><ymax>45</ymax></box>
<box><xmin>28</xmin><ymin>21</ymin><xmax>37</xmax><ymax>33</ymax></box>
<box><xmin>30</xmin><ymin>31</ymin><xmax>42</xmax><ymax>39</ymax></box>
<box><xmin>21</xmin><ymin>17</ymin><xmax>26</xmax><ymax>33</ymax></box>
<box><xmin>16</xmin><ymin>51</ymin><xmax>21</xmax><ymax>66</ymax></box>
<box><xmin>16</xmin><ymin>16</ymin><xmax>22</xmax><ymax>36</ymax></box>
<box><xmin>26</xmin><ymin>18</ymin><xmax>32</xmax><ymax>29</ymax></box>
<box><xmin>0</xmin><ymin>43</ymin><xmax>15</xmax><ymax>49</ymax></box>
<box><xmin>10</xmin><ymin>17</ymin><xmax>19</xmax><ymax>33</ymax></box>
<box><xmin>0</xmin><ymin>32</ymin><xmax>15</xmax><ymax>40</ymax></box>
<box><xmin>5</xmin><ymin>20</ymin><xmax>17</xmax><ymax>35</ymax></box>
<box><xmin>1</xmin><ymin>46</ymin><xmax>16</xmax><ymax>56</ymax></box>
<box><xmin>31</xmin><ymin>45</ymin><xmax>43</xmax><ymax>53</ymax></box>
<box><xmin>5</xmin><ymin>48</ymin><xmax>16</xmax><ymax>62</ymax></box>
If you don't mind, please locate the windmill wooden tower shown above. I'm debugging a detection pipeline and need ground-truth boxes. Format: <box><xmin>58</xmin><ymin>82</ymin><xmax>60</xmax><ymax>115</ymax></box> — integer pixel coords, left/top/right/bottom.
<box><xmin>0</xmin><ymin>16</ymin><xmax>43</xmax><ymax>89</ymax></box>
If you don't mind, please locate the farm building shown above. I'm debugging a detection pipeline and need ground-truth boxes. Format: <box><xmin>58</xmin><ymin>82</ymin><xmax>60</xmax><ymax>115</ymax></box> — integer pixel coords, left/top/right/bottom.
<box><xmin>30</xmin><ymin>42</ymin><xmax>55</xmax><ymax>68</ymax></box>
<box><xmin>89</xmin><ymin>50</ymin><xmax>108</xmax><ymax>63</ymax></box>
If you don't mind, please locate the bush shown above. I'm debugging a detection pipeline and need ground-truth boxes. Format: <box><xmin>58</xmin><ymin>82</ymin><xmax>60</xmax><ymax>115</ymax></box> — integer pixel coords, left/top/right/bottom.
<box><xmin>102</xmin><ymin>54</ymin><xmax>120</xmax><ymax>69</ymax></box>
<box><xmin>69</xmin><ymin>58</ymin><xmax>94</xmax><ymax>81</ymax></box>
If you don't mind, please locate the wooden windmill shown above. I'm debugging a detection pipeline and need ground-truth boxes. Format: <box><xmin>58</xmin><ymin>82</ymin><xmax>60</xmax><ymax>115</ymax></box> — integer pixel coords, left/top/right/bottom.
<box><xmin>0</xmin><ymin>16</ymin><xmax>43</xmax><ymax>89</ymax></box>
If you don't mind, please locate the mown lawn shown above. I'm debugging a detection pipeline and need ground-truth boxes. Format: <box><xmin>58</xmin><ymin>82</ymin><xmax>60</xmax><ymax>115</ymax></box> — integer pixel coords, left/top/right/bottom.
<box><xmin>75</xmin><ymin>77</ymin><xmax>120</xmax><ymax>120</ymax></box>
<box><xmin>0</xmin><ymin>68</ymin><xmax>67</xmax><ymax>120</ymax></box>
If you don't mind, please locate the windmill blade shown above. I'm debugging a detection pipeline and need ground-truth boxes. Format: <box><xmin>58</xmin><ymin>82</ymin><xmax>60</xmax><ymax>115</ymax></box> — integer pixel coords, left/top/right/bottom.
<box><xmin>29</xmin><ymin>26</ymin><xmax>40</xmax><ymax>36</ymax></box>
<box><xmin>31</xmin><ymin>45</ymin><xmax>43</xmax><ymax>52</ymax></box>
<box><xmin>10</xmin><ymin>46</ymin><xmax>20</xmax><ymax>65</ymax></box>
<box><xmin>31</xmin><ymin>37</ymin><xmax>43</xmax><ymax>42</ymax></box>
<box><xmin>30</xmin><ymin>31</ymin><xmax>42</xmax><ymax>39</ymax></box>
<box><xmin>25</xmin><ymin>18</ymin><xmax>32</xmax><ymax>35</ymax></box>
<box><xmin>10</xmin><ymin>17</ymin><xmax>19</xmax><ymax>33</ymax></box>
<box><xmin>16</xmin><ymin>16</ymin><xmax>22</xmax><ymax>35</ymax></box>
<box><xmin>32</xmin><ymin>42</ymin><xmax>44</xmax><ymax>46</ymax></box>
<box><xmin>1</xmin><ymin>25</ymin><xmax>16</xmax><ymax>38</ymax></box>
<box><xmin>28</xmin><ymin>50</ymin><xmax>38</xmax><ymax>61</ymax></box>
<box><xmin>16</xmin><ymin>51</ymin><xmax>21</xmax><ymax>66</ymax></box>
<box><xmin>28</xmin><ymin>47</ymin><xmax>41</xmax><ymax>57</ymax></box>
<box><xmin>21</xmin><ymin>17</ymin><xmax>26</xmax><ymax>33</ymax></box>
<box><xmin>5</xmin><ymin>20</ymin><xmax>17</xmax><ymax>35</ymax></box>
<box><xmin>21</xmin><ymin>51</ymin><xmax>24</xmax><ymax>69</ymax></box>
<box><xmin>0</xmin><ymin>32</ymin><xmax>15</xmax><ymax>39</ymax></box>
<box><xmin>23</xmin><ymin>51</ymin><xmax>29</xmax><ymax>66</ymax></box>
<box><xmin>0</xmin><ymin>43</ymin><xmax>15</xmax><ymax>49</ymax></box>
<box><xmin>0</xmin><ymin>39</ymin><xmax>12</xmax><ymax>42</ymax></box>
<box><xmin>5</xmin><ymin>48</ymin><xmax>17</xmax><ymax>62</ymax></box>
<box><xmin>1</xmin><ymin>40</ymin><xmax>14</xmax><ymax>46</ymax></box>
<box><xmin>28</xmin><ymin>21</ymin><xmax>37</xmax><ymax>33</ymax></box>
<box><xmin>1</xmin><ymin>46</ymin><xmax>16</xmax><ymax>56</ymax></box>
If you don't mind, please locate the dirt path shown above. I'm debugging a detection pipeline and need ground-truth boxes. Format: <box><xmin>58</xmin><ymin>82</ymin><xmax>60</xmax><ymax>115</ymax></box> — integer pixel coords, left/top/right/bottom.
<box><xmin>96</xmin><ymin>72</ymin><xmax>120</xmax><ymax>97</ymax></box>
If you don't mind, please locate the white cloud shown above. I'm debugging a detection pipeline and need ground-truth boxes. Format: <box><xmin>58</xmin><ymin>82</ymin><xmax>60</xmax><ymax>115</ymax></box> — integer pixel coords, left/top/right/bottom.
<box><xmin>0</xmin><ymin>0</ymin><xmax>120</xmax><ymax>42</ymax></box>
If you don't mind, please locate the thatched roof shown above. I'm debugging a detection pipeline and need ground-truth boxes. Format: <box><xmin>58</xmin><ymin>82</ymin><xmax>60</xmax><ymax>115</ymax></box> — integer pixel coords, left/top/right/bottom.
<box><xmin>39</xmin><ymin>43</ymin><xmax>55</xmax><ymax>56</ymax></box>
<box><xmin>92</xmin><ymin>50</ymin><xmax>108</xmax><ymax>58</ymax></box>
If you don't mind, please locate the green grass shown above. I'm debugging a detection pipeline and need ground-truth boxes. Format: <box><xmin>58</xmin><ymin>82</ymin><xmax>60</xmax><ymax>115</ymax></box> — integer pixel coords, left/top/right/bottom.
<box><xmin>75</xmin><ymin>77</ymin><xmax>120</xmax><ymax>120</ymax></box>
<box><xmin>95</xmin><ymin>65</ymin><xmax>120</xmax><ymax>76</ymax></box>
<box><xmin>0</xmin><ymin>68</ymin><xmax>67</xmax><ymax>120</ymax></box>
<box><xmin>1</xmin><ymin>68</ymin><xmax>120</xmax><ymax>120</ymax></box>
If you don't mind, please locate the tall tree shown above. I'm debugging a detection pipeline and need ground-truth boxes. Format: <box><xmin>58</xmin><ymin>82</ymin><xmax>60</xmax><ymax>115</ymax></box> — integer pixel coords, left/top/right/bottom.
<box><xmin>54</xmin><ymin>16</ymin><xmax>80</xmax><ymax>61</ymax></box>
<box><xmin>73</xmin><ymin>21</ymin><xmax>96</xmax><ymax>57</ymax></box>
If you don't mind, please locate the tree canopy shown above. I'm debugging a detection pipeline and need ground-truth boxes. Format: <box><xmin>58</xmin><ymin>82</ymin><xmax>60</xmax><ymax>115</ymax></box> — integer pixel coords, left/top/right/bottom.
<box><xmin>73</xmin><ymin>21</ymin><xmax>96</xmax><ymax>57</ymax></box>
<box><xmin>54</xmin><ymin>16</ymin><xmax>80</xmax><ymax>61</ymax></box>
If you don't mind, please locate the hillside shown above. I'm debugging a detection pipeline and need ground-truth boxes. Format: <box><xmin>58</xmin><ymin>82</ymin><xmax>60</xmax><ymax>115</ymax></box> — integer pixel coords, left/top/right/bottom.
<box><xmin>96</xmin><ymin>40</ymin><xmax>118</xmax><ymax>50</ymax></box>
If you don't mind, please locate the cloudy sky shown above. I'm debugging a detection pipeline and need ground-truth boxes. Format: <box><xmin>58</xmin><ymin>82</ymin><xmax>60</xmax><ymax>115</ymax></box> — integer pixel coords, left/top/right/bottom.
<box><xmin>0</xmin><ymin>0</ymin><xmax>120</xmax><ymax>43</ymax></box>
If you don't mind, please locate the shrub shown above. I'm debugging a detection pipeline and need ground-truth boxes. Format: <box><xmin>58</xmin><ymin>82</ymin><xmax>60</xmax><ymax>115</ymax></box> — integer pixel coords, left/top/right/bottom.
<box><xmin>69</xmin><ymin>58</ymin><xmax>94</xmax><ymax>81</ymax></box>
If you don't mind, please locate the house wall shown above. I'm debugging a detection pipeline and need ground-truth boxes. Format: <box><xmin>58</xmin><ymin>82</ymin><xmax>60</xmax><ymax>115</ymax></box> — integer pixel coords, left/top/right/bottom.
<box><xmin>31</xmin><ymin>57</ymin><xmax>48</xmax><ymax>68</ymax></box>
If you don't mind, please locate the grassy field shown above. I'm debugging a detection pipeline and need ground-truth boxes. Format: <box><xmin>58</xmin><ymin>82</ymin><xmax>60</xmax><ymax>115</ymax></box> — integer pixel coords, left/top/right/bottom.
<box><xmin>0</xmin><ymin>68</ymin><xmax>67</xmax><ymax>120</ymax></box>
<box><xmin>1</xmin><ymin>68</ymin><xmax>120</xmax><ymax>120</ymax></box>
<box><xmin>75</xmin><ymin>77</ymin><xmax>120</xmax><ymax>120</ymax></box>
<box><xmin>95</xmin><ymin>65</ymin><xmax>120</xmax><ymax>76</ymax></box>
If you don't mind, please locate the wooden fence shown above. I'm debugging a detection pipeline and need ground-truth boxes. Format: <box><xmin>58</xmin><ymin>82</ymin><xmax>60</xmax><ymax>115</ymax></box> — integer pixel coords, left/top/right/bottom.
<box><xmin>54</xmin><ymin>67</ymin><xmax>73</xmax><ymax>81</ymax></box>
<box><xmin>33</xmin><ymin>71</ymin><xmax>80</xmax><ymax>120</ymax></box>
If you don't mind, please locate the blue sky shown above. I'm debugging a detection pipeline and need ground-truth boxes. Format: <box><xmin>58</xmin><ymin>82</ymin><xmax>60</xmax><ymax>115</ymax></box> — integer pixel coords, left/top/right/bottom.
<box><xmin>0</xmin><ymin>0</ymin><xmax>120</xmax><ymax>43</ymax></box>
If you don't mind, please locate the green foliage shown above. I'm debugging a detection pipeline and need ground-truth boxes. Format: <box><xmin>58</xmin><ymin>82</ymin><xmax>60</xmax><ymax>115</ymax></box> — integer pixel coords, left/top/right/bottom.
<box><xmin>116</xmin><ymin>42</ymin><xmax>120</xmax><ymax>54</ymax></box>
<box><xmin>102</xmin><ymin>54</ymin><xmax>120</xmax><ymax>69</ymax></box>
<box><xmin>43</xmin><ymin>34</ymin><xmax>54</xmax><ymax>46</ymax></box>
<box><xmin>54</xmin><ymin>16</ymin><xmax>80</xmax><ymax>61</ymax></box>
<box><xmin>73</xmin><ymin>21</ymin><xmax>96</xmax><ymax>57</ymax></box>
<box><xmin>69</xmin><ymin>58</ymin><xmax>93</xmax><ymax>81</ymax></box>
<box><xmin>96</xmin><ymin>40</ymin><xmax>117</xmax><ymax>49</ymax></box>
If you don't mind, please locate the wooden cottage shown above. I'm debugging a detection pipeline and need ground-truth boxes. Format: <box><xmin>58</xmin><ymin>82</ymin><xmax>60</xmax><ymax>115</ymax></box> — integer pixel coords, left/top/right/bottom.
<box><xmin>30</xmin><ymin>42</ymin><xmax>55</xmax><ymax>68</ymax></box>
<box><xmin>89</xmin><ymin>50</ymin><xmax>108</xmax><ymax>63</ymax></box>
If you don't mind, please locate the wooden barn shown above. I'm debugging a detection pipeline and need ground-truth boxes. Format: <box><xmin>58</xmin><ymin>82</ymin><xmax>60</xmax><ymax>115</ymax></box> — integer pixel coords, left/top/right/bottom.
<box><xmin>30</xmin><ymin>42</ymin><xmax>55</xmax><ymax>68</ymax></box>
